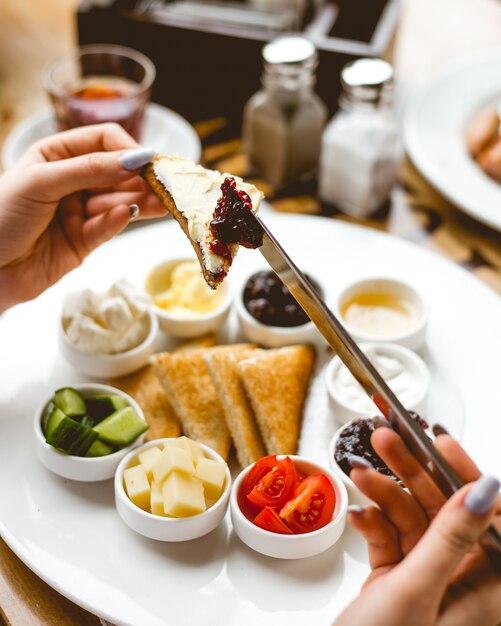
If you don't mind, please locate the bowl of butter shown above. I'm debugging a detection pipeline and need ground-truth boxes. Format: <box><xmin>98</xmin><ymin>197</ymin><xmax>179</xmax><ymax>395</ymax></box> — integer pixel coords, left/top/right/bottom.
<box><xmin>58</xmin><ymin>279</ymin><xmax>158</xmax><ymax>379</ymax></box>
<box><xmin>145</xmin><ymin>258</ymin><xmax>232</xmax><ymax>338</ymax></box>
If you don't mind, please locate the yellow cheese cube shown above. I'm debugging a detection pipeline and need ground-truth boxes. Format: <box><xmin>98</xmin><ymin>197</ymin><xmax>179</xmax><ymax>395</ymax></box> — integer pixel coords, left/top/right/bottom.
<box><xmin>167</xmin><ymin>436</ymin><xmax>205</xmax><ymax>465</ymax></box>
<box><xmin>124</xmin><ymin>464</ymin><xmax>151</xmax><ymax>510</ymax></box>
<box><xmin>150</xmin><ymin>480</ymin><xmax>169</xmax><ymax>516</ymax></box>
<box><xmin>138</xmin><ymin>446</ymin><xmax>162</xmax><ymax>482</ymax></box>
<box><xmin>194</xmin><ymin>457</ymin><xmax>226</xmax><ymax>502</ymax></box>
<box><xmin>162</xmin><ymin>472</ymin><xmax>206</xmax><ymax>517</ymax></box>
<box><xmin>152</xmin><ymin>445</ymin><xmax>194</xmax><ymax>484</ymax></box>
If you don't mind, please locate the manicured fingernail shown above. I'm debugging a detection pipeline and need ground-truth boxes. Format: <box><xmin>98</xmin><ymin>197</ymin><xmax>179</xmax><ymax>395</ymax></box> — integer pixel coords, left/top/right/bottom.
<box><xmin>348</xmin><ymin>455</ymin><xmax>373</xmax><ymax>470</ymax></box>
<box><xmin>432</xmin><ymin>423</ymin><xmax>450</xmax><ymax>437</ymax></box>
<box><xmin>129</xmin><ymin>204</ymin><xmax>140</xmax><ymax>221</ymax></box>
<box><xmin>465</xmin><ymin>476</ymin><xmax>500</xmax><ymax>515</ymax></box>
<box><xmin>119</xmin><ymin>147</ymin><xmax>155</xmax><ymax>171</ymax></box>
<box><xmin>347</xmin><ymin>505</ymin><xmax>365</xmax><ymax>514</ymax></box>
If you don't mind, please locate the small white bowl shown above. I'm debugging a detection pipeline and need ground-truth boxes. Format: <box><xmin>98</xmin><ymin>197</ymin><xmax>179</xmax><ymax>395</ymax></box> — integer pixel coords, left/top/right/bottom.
<box><xmin>325</xmin><ymin>342</ymin><xmax>430</xmax><ymax>425</ymax></box>
<box><xmin>230</xmin><ymin>455</ymin><xmax>348</xmax><ymax>559</ymax></box>
<box><xmin>34</xmin><ymin>383</ymin><xmax>147</xmax><ymax>482</ymax></box>
<box><xmin>328</xmin><ymin>422</ymin><xmax>374</xmax><ymax>500</ymax></box>
<box><xmin>235</xmin><ymin>268</ymin><xmax>323</xmax><ymax>348</ymax></box>
<box><xmin>145</xmin><ymin>258</ymin><xmax>233</xmax><ymax>338</ymax></box>
<box><xmin>115</xmin><ymin>438</ymin><xmax>232</xmax><ymax>542</ymax></box>
<box><xmin>58</xmin><ymin>310</ymin><xmax>158</xmax><ymax>379</ymax></box>
<box><xmin>335</xmin><ymin>277</ymin><xmax>427</xmax><ymax>352</ymax></box>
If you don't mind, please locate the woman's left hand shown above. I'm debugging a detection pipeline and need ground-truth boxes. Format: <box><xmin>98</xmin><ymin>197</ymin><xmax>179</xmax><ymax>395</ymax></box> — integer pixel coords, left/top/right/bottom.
<box><xmin>0</xmin><ymin>123</ymin><xmax>166</xmax><ymax>312</ymax></box>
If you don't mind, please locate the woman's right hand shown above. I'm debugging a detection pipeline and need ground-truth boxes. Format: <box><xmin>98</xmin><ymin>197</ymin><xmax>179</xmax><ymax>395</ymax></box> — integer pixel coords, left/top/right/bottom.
<box><xmin>334</xmin><ymin>428</ymin><xmax>500</xmax><ymax>626</ymax></box>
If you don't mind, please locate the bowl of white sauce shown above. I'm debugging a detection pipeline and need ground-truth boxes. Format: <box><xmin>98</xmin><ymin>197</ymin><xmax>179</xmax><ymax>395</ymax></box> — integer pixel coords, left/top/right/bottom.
<box><xmin>325</xmin><ymin>342</ymin><xmax>430</xmax><ymax>425</ymax></box>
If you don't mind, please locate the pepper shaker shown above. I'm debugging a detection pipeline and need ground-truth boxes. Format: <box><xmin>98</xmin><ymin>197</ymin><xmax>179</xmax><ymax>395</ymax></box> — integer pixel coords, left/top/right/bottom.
<box><xmin>243</xmin><ymin>35</ymin><xmax>327</xmax><ymax>187</ymax></box>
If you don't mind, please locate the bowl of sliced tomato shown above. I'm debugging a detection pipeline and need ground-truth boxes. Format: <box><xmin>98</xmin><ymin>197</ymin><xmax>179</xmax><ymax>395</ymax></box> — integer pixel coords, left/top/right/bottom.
<box><xmin>230</xmin><ymin>454</ymin><xmax>348</xmax><ymax>559</ymax></box>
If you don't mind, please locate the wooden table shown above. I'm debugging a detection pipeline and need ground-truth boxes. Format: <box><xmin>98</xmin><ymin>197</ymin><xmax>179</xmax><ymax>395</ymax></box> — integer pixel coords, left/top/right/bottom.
<box><xmin>0</xmin><ymin>0</ymin><xmax>500</xmax><ymax>624</ymax></box>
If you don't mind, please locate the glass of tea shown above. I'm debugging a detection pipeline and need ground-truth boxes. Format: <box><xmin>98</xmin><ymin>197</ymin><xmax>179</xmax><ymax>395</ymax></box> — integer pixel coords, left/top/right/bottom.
<box><xmin>42</xmin><ymin>44</ymin><xmax>156</xmax><ymax>141</ymax></box>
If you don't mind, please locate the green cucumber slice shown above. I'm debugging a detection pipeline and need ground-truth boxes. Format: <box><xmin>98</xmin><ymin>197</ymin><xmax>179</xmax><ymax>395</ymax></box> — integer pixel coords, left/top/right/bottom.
<box><xmin>41</xmin><ymin>401</ymin><xmax>55</xmax><ymax>435</ymax></box>
<box><xmin>54</xmin><ymin>387</ymin><xmax>86</xmax><ymax>417</ymax></box>
<box><xmin>85</xmin><ymin>394</ymin><xmax>130</xmax><ymax>422</ymax></box>
<box><xmin>92</xmin><ymin>406</ymin><xmax>148</xmax><ymax>446</ymax></box>
<box><xmin>78</xmin><ymin>415</ymin><xmax>95</xmax><ymax>429</ymax></box>
<box><xmin>46</xmin><ymin>416</ymin><xmax>98</xmax><ymax>456</ymax></box>
<box><xmin>45</xmin><ymin>406</ymin><xmax>66</xmax><ymax>440</ymax></box>
<box><xmin>86</xmin><ymin>439</ymin><xmax>115</xmax><ymax>457</ymax></box>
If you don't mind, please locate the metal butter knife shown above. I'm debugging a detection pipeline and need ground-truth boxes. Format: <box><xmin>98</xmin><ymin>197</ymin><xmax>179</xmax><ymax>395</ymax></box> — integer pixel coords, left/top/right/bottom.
<box><xmin>254</xmin><ymin>215</ymin><xmax>501</xmax><ymax>569</ymax></box>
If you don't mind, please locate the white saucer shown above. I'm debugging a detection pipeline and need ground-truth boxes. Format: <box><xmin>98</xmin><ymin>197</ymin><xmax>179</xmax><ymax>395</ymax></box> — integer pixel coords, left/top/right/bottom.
<box><xmin>2</xmin><ymin>102</ymin><xmax>202</xmax><ymax>169</ymax></box>
<box><xmin>404</xmin><ymin>49</ymin><xmax>501</xmax><ymax>232</ymax></box>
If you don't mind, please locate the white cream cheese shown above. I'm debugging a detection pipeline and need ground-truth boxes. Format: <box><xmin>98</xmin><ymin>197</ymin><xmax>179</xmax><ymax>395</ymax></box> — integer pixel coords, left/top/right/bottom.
<box><xmin>331</xmin><ymin>343</ymin><xmax>429</xmax><ymax>414</ymax></box>
<box><xmin>153</xmin><ymin>156</ymin><xmax>263</xmax><ymax>275</ymax></box>
<box><xmin>63</xmin><ymin>280</ymin><xmax>150</xmax><ymax>355</ymax></box>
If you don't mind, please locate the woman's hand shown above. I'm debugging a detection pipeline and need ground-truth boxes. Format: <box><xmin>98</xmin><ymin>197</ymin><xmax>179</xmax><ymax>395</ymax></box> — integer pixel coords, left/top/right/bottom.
<box><xmin>0</xmin><ymin>123</ymin><xmax>166</xmax><ymax>312</ymax></box>
<box><xmin>335</xmin><ymin>428</ymin><xmax>500</xmax><ymax>626</ymax></box>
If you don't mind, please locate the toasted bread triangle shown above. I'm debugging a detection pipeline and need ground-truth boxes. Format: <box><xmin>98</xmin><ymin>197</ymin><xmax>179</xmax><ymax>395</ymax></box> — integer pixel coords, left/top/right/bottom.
<box><xmin>151</xmin><ymin>344</ymin><xmax>256</xmax><ymax>459</ymax></box>
<box><xmin>238</xmin><ymin>345</ymin><xmax>315</xmax><ymax>455</ymax></box>
<box><xmin>205</xmin><ymin>349</ymin><xmax>266</xmax><ymax>468</ymax></box>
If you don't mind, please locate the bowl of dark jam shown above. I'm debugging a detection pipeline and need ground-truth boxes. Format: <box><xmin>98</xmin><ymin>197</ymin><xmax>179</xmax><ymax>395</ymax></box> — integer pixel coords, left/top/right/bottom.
<box><xmin>236</xmin><ymin>269</ymin><xmax>324</xmax><ymax>347</ymax></box>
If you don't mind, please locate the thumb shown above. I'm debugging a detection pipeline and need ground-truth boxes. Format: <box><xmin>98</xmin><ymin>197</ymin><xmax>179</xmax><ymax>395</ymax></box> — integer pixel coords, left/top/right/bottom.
<box><xmin>31</xmin><ymin>147</ymin><xmax>155</xmax><ymax>200</ymax></box>
<box><xmin>396</xmin><ymin>476</ymin><xmax>499</xmax><ymax>596</ymax></box>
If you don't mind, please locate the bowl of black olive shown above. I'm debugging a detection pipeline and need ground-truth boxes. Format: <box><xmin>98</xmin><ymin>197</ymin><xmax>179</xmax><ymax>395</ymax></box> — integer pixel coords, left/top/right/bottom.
<box><xmin>235</xmin><ymin>269</ymin><xmax>324</xmax><ymax>347</ymax></box>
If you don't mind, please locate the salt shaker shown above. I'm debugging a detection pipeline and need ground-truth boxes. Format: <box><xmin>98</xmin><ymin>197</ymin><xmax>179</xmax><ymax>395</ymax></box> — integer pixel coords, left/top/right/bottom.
<box><xmin>319</xmin><ymin>58</ymin><xmax>399</xmax><ymax>216</ymax></box>
<box><xmin>243</xmin><ymin>35</ymin><xmax>327</xmax><ymax>187</ymax></box>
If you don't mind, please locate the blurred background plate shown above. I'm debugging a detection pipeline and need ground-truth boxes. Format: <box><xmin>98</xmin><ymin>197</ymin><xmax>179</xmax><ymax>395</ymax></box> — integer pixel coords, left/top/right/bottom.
<box><xmin>1</xmin><ymin>102</ymin><xmax>202</xmax><ymax>169</ymax></box>
<box><xmin>404</xmin><ymin>49</ymin><xmax>501</xmax><ymax>232</ymax></box>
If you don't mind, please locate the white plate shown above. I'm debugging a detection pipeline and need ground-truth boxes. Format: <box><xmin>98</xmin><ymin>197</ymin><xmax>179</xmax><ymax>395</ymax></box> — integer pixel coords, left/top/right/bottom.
<box><xmin>1</xmin><ymin>214</ymin><xmax>500</xmax><ymax>626</ymax></box>
<box><xmin>1</xmin><ymin>102</ymin><xmax>201</xmax><ymax>169</ymax></box>
<box><xmin>404</xmin><ymin>49</ymin><xmax>501</xmax><ymax>232</ymax></box>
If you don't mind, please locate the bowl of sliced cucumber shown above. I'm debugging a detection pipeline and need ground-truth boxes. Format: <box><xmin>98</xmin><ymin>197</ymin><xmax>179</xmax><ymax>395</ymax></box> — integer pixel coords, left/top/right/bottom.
<box><xmin>34</xmin><ymin>383</ymin><xmax>149</xmax><ymax>482</ymax></box>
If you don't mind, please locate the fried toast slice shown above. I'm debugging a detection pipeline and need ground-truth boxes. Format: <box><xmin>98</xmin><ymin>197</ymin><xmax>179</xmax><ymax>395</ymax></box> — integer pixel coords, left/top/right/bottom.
<box><xmin>110</xmin><ymin>365</ymin><xmax>181</xmax><ymax>441</ymax></box>
<box><xmin>143</xmin><ymin>155</ymin><xmax>263</xmax><ymax>289</ymax></box>
<box><xmin>152</xmin><ymin>344</ymin><xmax>256</xmax><ymax>459</ymax></box>
<box><xmin>238</xmin><ymin>345</ymin><xmax>315</xmax><ymax>455</ymax></box>
<box><xmin>109</xmin><ymin>334</ymin><xmax>217</xmax><ymax>441</ymax></box>
<box><xmin>205</xmin><ymin>348</ymin><xmax>266</xmax><ymax>468</ymax></box>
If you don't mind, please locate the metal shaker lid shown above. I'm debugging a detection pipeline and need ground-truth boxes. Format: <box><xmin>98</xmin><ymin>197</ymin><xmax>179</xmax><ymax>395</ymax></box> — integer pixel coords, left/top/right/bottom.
<box><xmin>262</xmin><ymin>35</ymin><xmax>317</xmax><ymax>74</ymax></box>
<box><xmin>341</xmin><ymin>58</ymin><xmax>394</xmax><ymax>106</ymax></box>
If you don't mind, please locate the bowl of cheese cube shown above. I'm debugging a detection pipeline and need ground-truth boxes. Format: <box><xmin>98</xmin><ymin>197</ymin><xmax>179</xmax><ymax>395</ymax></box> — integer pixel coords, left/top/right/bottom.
<box><xmin>115</xmin><ymin>436</ymin><xmax>231</xmax><ymax>541</ymax></box>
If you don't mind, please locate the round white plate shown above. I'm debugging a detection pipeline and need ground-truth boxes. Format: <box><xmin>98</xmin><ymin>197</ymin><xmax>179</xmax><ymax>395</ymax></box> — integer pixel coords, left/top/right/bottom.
<box><xmin>404</xmin><ymin>49</ymin><xmax>501</xmax><ymax>232</ymax></box>
<box><xmin>1</xmin><ymin>214</ymin><xmax>500</xmax><ymax>626</ymax></box>
<box><xmin>1</xmin><ymin>102</ymin><xmax>201</xmax><ymax>169</ymax></box>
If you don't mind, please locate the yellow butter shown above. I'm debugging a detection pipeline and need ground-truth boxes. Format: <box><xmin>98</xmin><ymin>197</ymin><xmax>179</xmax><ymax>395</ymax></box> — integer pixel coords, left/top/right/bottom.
<box><xmin>152</xmin><ymin>445</ymin><xmax>194</xmax><ymax>484</ymax></box>
<box><xmin>124</xmin><ymin>465</ymin><xmax>151</xmax><ymax>510</ymax></box>
<box><xmin>162</xmin><ymin>472</ymin><xmax>206</xmax><ymax>517</ymax></box>
<box><xmin>194</xmin><ymin>457</ymin><xmax>226</xmax><ymax>502</ymax></box>
<box><xmin>138</xmin><ymin>446</ymin><xmax>162</xmax><ymax>481</ymax></box>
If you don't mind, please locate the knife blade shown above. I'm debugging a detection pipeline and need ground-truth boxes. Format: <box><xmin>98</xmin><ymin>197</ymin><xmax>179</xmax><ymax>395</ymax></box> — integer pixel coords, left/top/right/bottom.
<box><xmin>254</xmin><ymin>215</ymin><xmax>501</xmax><ymax>567</ymax></box>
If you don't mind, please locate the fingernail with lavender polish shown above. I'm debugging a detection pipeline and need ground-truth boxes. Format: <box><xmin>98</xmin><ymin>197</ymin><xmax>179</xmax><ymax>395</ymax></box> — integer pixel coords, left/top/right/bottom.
<box><xmin>465</xmin><ymin>476</ymin><xmax>500</xmax><ymax>515</ymax></box>
<box><xmin>129</xmin><ymin>204</ymin><xmax>140</xmax><ymax>221</ymax></box>
<box><xmin>119</xmin><ymin>147</ymin><xmax>155</xmax><ymax>171</ymax></box>
<box><xmin>348</xmin><ymin>455</ymin><xmax>373</xmax><ymax>470</ymax></box>
<box><xmin>432</xmin><ymin>423</ymin><xmax>450</xmax><ymax>437</ymax></box>
<box><xmin>347</xmin><ymin>505</ymin><xmax>365</xmax><ymax>514</ymax></box>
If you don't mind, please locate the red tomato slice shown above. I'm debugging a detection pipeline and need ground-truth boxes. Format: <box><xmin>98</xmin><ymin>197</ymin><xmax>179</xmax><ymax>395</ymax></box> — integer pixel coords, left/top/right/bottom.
<box><xmin>247</xmin><ymin>456</ymin><xmax>297</xmax><ymax>509</ymax></box>
<box><xmin>253</xmin><ymin>507</ymin><xmax>293</xmax><ymax>534</ymax></box>
<box><xmin>242</xmin><ymin>455</ymin><xmax>278</xmax><ymax>497</ymax></box>
<box><xmin>279</xmin><ymin>473</ymin><xmax>336</xmax><ymax>534</ymax></box>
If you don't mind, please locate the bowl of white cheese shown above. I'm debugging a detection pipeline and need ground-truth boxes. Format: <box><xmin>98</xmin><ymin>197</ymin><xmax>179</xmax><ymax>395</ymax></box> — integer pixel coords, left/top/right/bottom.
<box><xmin>58</xmin><ymin>279</ymin><xmax>158</xmax><ymax>378</ymax></box>
<box><xmin>325</xmin><ymin>342</ymin><xmax>430</xmax><ymax>425</ymax></box>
